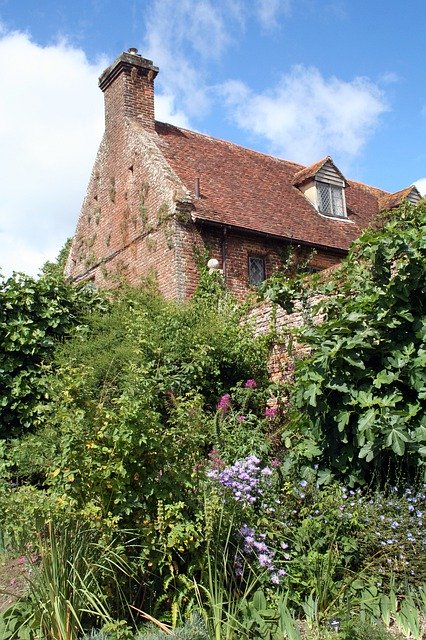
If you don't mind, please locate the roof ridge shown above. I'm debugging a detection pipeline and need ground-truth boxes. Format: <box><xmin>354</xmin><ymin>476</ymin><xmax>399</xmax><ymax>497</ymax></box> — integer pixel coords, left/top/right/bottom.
<box><xmin>155</xmin><ymin>120</ymin><xmax>305</xmax><ymax>170</ymax></box>
<box><xmin>348</xmin><ymin>178</ymin><xmax>389</xmax><ymax>196</ymax></box>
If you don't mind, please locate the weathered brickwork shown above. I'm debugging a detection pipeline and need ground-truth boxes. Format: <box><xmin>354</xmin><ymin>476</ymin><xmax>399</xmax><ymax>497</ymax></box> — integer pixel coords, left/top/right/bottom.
<box><xmin>66</xmin><ymin>52</ymin><xmax>194</xmax><ymax>299</ymax></box>
<box><xmin>176</xmin><ymin>225</ymin><xmax>342</xmax><ymax>300</ymax></box>
<box><xmin>66</xmin><ymin>49</ymin><xmax>413</xmax><ymax>299</ymax></box>
<box><xmin>247</xmin><ymin>296</ymin><xmax>325</xmax><ymax>380</ymax></box>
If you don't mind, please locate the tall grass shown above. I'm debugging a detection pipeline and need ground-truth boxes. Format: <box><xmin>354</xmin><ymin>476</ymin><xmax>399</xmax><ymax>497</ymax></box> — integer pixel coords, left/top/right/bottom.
<box><xmin>2</xmin><ymin>520</ymin><xmax>133</xmax><ymax>640</ymax></box>
<box><xmin>193</xmin><ymin>510</ymin><xmax>260</xmax><ymax>640</ymax></box>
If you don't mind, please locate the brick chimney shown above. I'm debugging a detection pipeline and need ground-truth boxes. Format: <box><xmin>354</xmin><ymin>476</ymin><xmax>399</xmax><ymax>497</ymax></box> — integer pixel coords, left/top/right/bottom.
<box><xmin>98</xmin><ymin>48</ymin><xmax>159</xmax><ymax>132</ymax></box>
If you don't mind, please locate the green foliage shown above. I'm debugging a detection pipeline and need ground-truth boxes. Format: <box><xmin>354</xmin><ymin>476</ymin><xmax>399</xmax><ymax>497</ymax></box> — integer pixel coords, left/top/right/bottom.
<box><xmin>0</xmin><ymin>271</ymin><xmax>104</xmax><ymax>437</ymax></box>
<box><xmin>355</xmin><ymin>581</ymin><xmax>426</xmax><ymax>640</ymax></box>
<box><xmin>238</xmin><ymin>590</ymin><xmax>302</xmax><ymax>640</ymax></box>
<box><xmin>136</xmin><ymin>614</ymin><xmax>208</xmax><ymax>639</ymax></box>
<box><xmin>288</xmin><ymin>202</ymin><xmax>426</xmax><ymax>484</ymax></box>
<box><xmin>209</xmin><ymin>380</ymin><xmax>284</xmax><ymax>463</ymax></box>
<box><xmin>339</xmin><ymin>619</ymin><xmax>405</xmax><ymax>640</ymax></box>
<box><xmin>192</xmin><ymin>249</ymin><xmax>227</xmax><ymax>305</ymax></box>
<box><xmin>3</xmin><ymin>226</ymin><xmax>425</xmax><ymax>638</ymax></box>
<box><xmin>276</xmin><ymin>481</ymin><xmax>426</xmax><ymax>608</ymax></box>
<box><xmin>193</xmin><ymin>509</ymin><xmax>262</xmax><ymax>640</ymax></box>
<box><xmin>259</xmin><ymin>246</ymin><xmax>318</xmax><ymax>313</ymax></box>
<box><xmin>0</xmin><ymin>520</ymin><xmax>131</xmax><ymax>640</ymax></box>
<box><xmin>0</xmin><ymin>283</ymin><xmax>270</xmax><ymax>626</ymax></box>
<box><xmin>50</xmin><ymin>284</ymin><xmax>268</xmax><ymax>412</ymax></box>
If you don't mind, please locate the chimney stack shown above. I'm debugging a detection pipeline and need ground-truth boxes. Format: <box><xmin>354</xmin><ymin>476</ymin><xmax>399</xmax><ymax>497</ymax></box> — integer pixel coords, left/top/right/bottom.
<box><xmin>98</xmin><ymin>48</ymin><xmax>159</xmax><ymax>132</ymax></box>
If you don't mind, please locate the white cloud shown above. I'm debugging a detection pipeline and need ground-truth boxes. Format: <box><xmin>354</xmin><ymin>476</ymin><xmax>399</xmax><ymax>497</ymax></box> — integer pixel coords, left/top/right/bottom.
<box><xmin>142</xmin><ymin>0</ymin><xmax>293</xmax><ymax>122</ymax></box>
<box><xmin>379</xmin><ymin>71</ymin><xmax>399</xmax><ymax>85</ymax></box>
<box><xmin>221</xmin><ymin>65</ymin><xmax>388</xmax><ymax>166</ymax></box>
<box><xmin>0</xmin><ymin>30</ymin><xmax>105</xmax><ymax>277</ymax></box>
<box><xmin>414</xmin><ymin>178</ymin><xmax>426</xmax><ymax>196</ymax></box>
<box><xmin>255</xmin><ymin>0</ymin><xmax>292</xmax><ymax>29</ymax></box>
<box><xmin>143</xmin><ymin>0</ymin><xmax>236</xmax><ymax>119</ymax></box>
<box><xmin>155</xmin><ymin>93</ymin><xmax>191</xmax><ymax>129</ymax></box>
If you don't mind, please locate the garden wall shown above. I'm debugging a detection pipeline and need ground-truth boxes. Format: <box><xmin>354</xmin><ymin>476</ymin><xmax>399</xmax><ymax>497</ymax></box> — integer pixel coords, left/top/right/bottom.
<box><xmin>247</xmin><ymin>296</ymin><xmax>325</xmax><ymax>381</ymax></box>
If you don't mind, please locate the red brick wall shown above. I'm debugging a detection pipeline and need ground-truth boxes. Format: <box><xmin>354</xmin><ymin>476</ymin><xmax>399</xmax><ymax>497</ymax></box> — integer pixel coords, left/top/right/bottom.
<box><xmin>101</xmin><ymin>52</ymin><xmax>157</xmax><ymax>132</ymax></box>
<box><xmin>65</xmin><ymin>122</ymin><xmax>187</xmax><ymax>298</ymax></box>
<box><xmin>180</xmin><ymin>226</ymin><xmax>343</xmax><ymax>299</ymax></box>
<box><xmin>66</xmin><ymin>53</ymin><xmax>192</xmax><ymax>299</ymax></box>
<box><xmin>247</xmin><ymin>296</ymin><xmax>326</xmax><ymax>381</ymax></box>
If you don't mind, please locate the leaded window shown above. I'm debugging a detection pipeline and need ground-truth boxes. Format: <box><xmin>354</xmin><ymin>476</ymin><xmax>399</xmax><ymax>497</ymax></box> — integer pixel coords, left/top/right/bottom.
<box><xmin>316</xmin><ymin>181</ymin><xmax>345</xmax><ymax>217</ymax></box>
<box><xmin>249</xmin><ymin>256</ymin><xmax>266</xmax><ymax>285</ymax></box>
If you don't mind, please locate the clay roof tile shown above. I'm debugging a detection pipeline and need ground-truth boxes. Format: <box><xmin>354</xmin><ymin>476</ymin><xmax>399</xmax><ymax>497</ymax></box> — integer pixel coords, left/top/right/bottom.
<box><xmin>153</xmin><ymin>121</ymin><xmax>395</xmax><ymax>252</ymax></box>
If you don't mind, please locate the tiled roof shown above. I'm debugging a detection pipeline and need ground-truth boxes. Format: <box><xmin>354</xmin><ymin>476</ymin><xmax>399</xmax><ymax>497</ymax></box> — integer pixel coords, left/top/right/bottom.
<box><xmin>379</xmin><ymin>186</ymin><xmax>421</xmax><ymax>211</ymax></box>
<box><xmin>154</xmin><ymin>121</ymin><xmax>391</xmax><ymax>252</ymax></box>
<box><xmin>292</xmin><ymin>156</ymin><xmax>347</xmax><ymax>186</ymax></box>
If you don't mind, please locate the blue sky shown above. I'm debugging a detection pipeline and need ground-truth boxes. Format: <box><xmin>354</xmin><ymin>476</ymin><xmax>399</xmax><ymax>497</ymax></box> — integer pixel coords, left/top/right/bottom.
<box><xmin>0</xmin><ymin>0</ymin><xmax>425</xmax><ymax>276</ymax></box>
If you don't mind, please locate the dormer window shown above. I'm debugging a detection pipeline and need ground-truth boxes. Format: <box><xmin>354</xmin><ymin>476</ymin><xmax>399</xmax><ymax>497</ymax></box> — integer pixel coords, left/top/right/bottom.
<box><xmin>316</xmin><ymin>181</ymin><xmax>345</xmax><ymax>218</ymax></box>
<box><xmin>379</xmin><ymin>185</ymin><xmax>422</xmax><ymax>211</ymax></box>
<box><xmin>292</xmin><ymin>156</ymin><xmax>348</xmax><ymax>220</ymax></box>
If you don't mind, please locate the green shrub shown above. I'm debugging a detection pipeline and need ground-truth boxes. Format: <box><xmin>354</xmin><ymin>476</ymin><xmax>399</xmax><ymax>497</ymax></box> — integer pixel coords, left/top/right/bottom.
<box><xmin>0</xmin><ymin>272</ymin><xmax>105</xmax><ymax>438</ymax></box>
<box><xmin>136</xmin><ymin>614</ymin><xmax>208</xmax><ymax>639</ymax></box>
<box><xmin>286</xmin><ymin>202</ymin><xmax>426</xmax><ymax>485</ymax></box>
<box><xmin>0</xmin><ymin>284</ymin><xmax>270</xmax><ymax>624</ymax></box>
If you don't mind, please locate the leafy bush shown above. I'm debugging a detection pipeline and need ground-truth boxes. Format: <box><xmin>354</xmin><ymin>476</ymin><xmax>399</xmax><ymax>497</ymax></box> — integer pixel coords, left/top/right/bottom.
<box><xmin>0</xmin><ymin>284</ymin><xmax>270</xmax><ymax>624</ymax></box>
<box><xmin>286</xmin><ymin>202</ymin><xmax>426</xmax><ymax>485</ymax></box>
<box><xmin>0</xmin><ymin>272</ymin><xmax>104</xmax><ymax>437</ymax></box>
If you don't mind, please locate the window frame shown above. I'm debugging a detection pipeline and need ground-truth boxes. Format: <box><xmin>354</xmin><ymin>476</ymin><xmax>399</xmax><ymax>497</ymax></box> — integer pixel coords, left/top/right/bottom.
<box><xmin>248</xmin><ymin>255</ymin><xmax>266</xmax><ymax>286</ymax></box>
<box><xmin>315</xmin><ymin>180</ymin><xmax>346</xmax><ymax>218</ymax></box>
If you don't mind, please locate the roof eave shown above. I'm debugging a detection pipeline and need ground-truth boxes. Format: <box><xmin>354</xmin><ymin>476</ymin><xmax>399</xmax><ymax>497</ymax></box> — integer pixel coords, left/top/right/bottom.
<box><xmin>192</xmin><ymin>215</ymin><xmax>348</xmax><ymax>255</ymax></box>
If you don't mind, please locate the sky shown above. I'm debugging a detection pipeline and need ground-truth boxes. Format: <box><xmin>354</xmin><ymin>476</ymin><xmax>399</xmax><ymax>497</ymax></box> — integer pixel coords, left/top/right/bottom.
<box><xmin>0</xmin><ymin>0</ymin><xmax>425</xmax><ymax>277</ymax></box>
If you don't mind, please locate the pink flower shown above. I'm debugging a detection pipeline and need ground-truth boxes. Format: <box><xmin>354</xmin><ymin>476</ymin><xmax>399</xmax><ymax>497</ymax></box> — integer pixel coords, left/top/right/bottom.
<box><xmin>237</xmin><ymin>415</ymin><xmax>246</xmax><ymax>421</ymax></box>
<box><xmin>244</xmin><ymin>379</ymin><xmax>257</xmax><ymax>389</ymax></box>
<box><xmin>208</xmin><ymin>448</ymin><xmax>225</xmax><ymax>470</ymax></box>
<box><xmin>217</xmin><ymin>393</ymin><xmax>231</xmax><ymax>413</ymax></box>
<box><xmin>265</xmin><ymin>406</ymin><xmax>277</xmax><ymax>419</ymax></box>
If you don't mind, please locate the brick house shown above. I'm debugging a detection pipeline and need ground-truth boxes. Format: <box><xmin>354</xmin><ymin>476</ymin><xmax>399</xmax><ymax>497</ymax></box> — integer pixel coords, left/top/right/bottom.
<box><xmin>65</xmin><ymin>49</ymin><xmax>422</xmax><ymax>299</ymax></box>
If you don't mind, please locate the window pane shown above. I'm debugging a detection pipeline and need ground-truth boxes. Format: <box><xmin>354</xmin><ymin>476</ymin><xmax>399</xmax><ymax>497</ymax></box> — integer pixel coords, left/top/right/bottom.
<box><xmin>249</xmin><ymin>257</ymin><xmax>266</xmax><ymax>285</ymax></box>
<box><xmin>317</xmin><ymin>182</ymin><xmax>332</xmax><ymax>214</ymax></box>
<box><xmin>331</xmin><ymin>185</ymin><xmax>345</xmax><ymax>217</ymax></box>
<box><xmin>317</xmin><ymin>181</ymin><xmax>346</xmax><ymax>217</ymax></box>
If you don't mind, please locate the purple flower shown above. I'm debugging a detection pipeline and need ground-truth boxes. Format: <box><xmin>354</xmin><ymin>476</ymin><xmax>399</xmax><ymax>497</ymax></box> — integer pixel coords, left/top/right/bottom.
<box><xmin>217</xmin><ymin>393</ymin><xmax>231</xmax><ymax>413</ymax></box>
<box><xmin>237</xmin><ymin>415</ymin><xmax>246</xmax><ymax>422</ymax></box>
<box><xmin>244</xmin><ymin>379</ymin><xmax>257</xmax><ymax>389</ymax></box>
<box><xmin>258</xmin><ymin>553</ymin><xmax>273</xmax><ymax>568</ymax></box>
<box><xmin>209</xmin><ymin>455</ymin><xmax>272</xmax><ymax>507</ymax></box>
<box><xmin>265</xmin><ymin>406</ymin><xmax>277</xmax><ymax>419</ymax></box>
